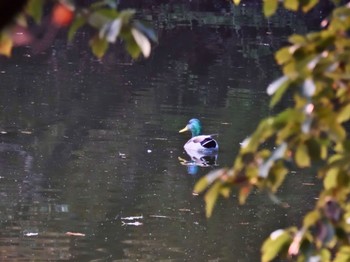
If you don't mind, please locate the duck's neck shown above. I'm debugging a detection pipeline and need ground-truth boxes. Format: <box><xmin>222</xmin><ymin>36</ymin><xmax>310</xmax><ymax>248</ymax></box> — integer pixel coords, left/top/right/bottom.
<box><xmin>191</xmin><ymin>126</ymin><xmax>201</xmax><ymax>137</ymax></box>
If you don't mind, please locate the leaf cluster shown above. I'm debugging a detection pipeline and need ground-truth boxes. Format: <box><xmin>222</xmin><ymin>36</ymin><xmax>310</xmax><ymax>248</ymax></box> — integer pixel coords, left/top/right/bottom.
<box><xmin>196</xmin><ymin>0</ymin><xmax>350</xmax><ymax>260</ymax></box>
<box><xmin>0</xmin><ymin>0</ymin><xmax>157</xmax><ymax>59</ymax></box>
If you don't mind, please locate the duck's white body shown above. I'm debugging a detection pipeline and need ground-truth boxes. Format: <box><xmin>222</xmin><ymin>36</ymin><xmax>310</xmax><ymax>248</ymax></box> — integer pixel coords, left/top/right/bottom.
<box><xmin>183</xmin><ymin>135</ymin><xmax>219</xmax><ymax>153</ymax></box>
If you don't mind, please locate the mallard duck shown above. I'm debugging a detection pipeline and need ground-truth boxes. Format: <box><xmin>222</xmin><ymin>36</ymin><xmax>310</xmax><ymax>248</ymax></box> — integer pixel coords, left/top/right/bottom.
<box><xmin>179</xmin><ymin>118</ymin><xmax>219</xmax><ymax>153</ymax></box>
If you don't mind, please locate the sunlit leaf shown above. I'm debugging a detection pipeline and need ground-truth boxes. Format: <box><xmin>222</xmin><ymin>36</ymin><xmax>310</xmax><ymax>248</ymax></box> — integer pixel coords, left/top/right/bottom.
<box><xmin>89</xmin><ymin>35</ymin><xmax>108</xmax><ymax>58</ymax></box>
<box><xmin>204</xmin><ymin>181</ymin><xmax>221</xmax><ymax>217</ymax></box>
<box><xmin>288</xmin><ymin>34</ymin><xmax>306</xmax><ymax>44</ymax></box>
<box><xmin>26</xmin><ymin>0</ymin><xmax>44</xmax><ymax>24</ymax></box>
<box><xmin>275</xmin><ymin>47</ymin><xmax>292</xmax><ymax>65</ymax></box>
<box><xmin>303</xmin><ymin>210</ymin><xmax>320</xmax><ymax>228</ymax></box>
<box><xmin>219</xmin><ymin>186</ymin><xmax>231</xmax><ymax>198</ymax></box>
<box><xmin>259</xmin><ymin>143</ymin><xmax>287</xmax><ymax>178</ymax></box>
<box><xmin>95</xmin><ymin>8</ymin><xmax>119</xmax><ymax>19</ymax></box>
<box><xmin>99</xmin><ymin>18</ymin><xmax>122</xmax><ymax>43</ymax></box>
<box><xmin>300</xmin><ymin>0</ymin><xmax>319</xmax><ymax>13</ymax></box>
<box><xmin>131</xmin><ymin>28</ymin><xmax>151</xmax><ymax>58</ymax></box>
<box><xmin>243</xmin><ymin>118</ymin><xmax>276</xmax><ymax>152</ymax></box>
<box><xmin>302</xmin><ymin>78</ymin><xmax>316</xmax><ymax>98</ymax></box>
<box><xmin>239</xmin><ymin>185</ymin><xmax>252</xmax><ymax>205</ymax></box>
<box><xmin>307</xmin><ymin>55</ymin><xmax>321</xmax><ymax>71</ymax></box>
<box><xmin>329</xmin><ymin>122</ymin><xmax>346</xmax><ymax>141</ymax></box>
<box><xmin>194</xmin><ymin>177</ymin><xmax>209</xmax><ymax>194</ymax></box>
<box><xmin>320</xmin><ymin>249</ymin><xmax>332</xmax><ymax>261</ymax></box>
<box><xmin>269</xmin><ymin>77</ymin><xmax>290</xmax><ymax>107</ymax></box>
<box><xmin>0</xmin><ymin>34</ymin><xmax>13</xmax><ymax>57</ymax></box>
<box><xmin>88</xmin><ymin>10</ymin><xmax>113</xmax><ymax>29</ymax></box>
<box><xmin>295</xmin><ymin>143</ymin><xmax>310</xmax><ymax>168</ymax></box>
<box><xmin>283</xmin><ymin>0</ymin><xmax>298</xmax><ymax>11</ymax></box>
<box><xmin>68</xmin><ymin>15</ymin><xmax>86</xmax><ymax>42</ymax></box>
<box><xmin>263</xmin><ymin>0</ymin><xmax>278</xmax><ymax>17</ymax></box>
<box><xmin>274</xmin><ymin>109</ymin><xmax>301</xmax><ymax>127</ymax></box>
<box><xmin>119</xmin><ymin>9</ymin><xmax>136</xmax><ymax>23</ymax></box>
<box><xmin>133</xmin><ymin>21</ymin><xmax>158</xmax><ymax>42</ymax></box>
<box><xmin>334</xmin><ymin>246</ymin><xmax>350</xmax><ymax>262</ymax></box>
<box><xmin>324</xmin><ymin>167</ymin><xmax>338</xmax><ymax>190</ymax></box>
<box><xmin>125</xmin><ymin>37</ymin><xmax>141</xmax><ymax>59</ymax></box>
<box><xmin>261</xmin><ymin>229</ymin><xmax>292</xmax><ymax>262</ymax></box>
<box><xmin>267</xmin><ymin>76</ymin><xmax>289</xmax><ymax>96</ymax></box>
<box><xmin>269</xmin><ymin>163</ymin><xmax>288</xmax><ymax>192</ymax></box>
<box><xmin>337</xmin><ymin>104</ymin><xmax>350</xmax><ymax>123</ymax></box>
<box><xmin>194</xmin><ymin>168</ymin><xmax>228</xmax><ymax>194</ymax></box>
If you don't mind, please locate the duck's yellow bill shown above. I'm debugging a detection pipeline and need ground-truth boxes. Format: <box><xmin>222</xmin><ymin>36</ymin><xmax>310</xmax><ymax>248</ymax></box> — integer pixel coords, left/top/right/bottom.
<box><xmin>179</xmin><ymin>126</ymin><xmax>189</xmax><ymax>133</ymax></box>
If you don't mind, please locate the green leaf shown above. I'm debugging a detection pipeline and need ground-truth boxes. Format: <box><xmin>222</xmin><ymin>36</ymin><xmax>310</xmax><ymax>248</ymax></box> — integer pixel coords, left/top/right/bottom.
<box><xmin>261</xmin><ymin>229</ymin><xmax>292</xmax><ymax>262</ymax></box>
<box><xmin>324</xmin><ymin>167</ymin><xmax>338</xmax><ymax>190</ymax></box>
<box><xmin>68</xmin><ymin>15</ymin><xmax>86</xmax><ymax>42</ymax></box>
<box><xmin>283</xmin><ymin>0</ymin><xmax>298</xmax><ymax>11</ymax></box>
<box><xmin>125</xmin><ymin>37</ymin><xmax>141</xmax><ymax>59</ymax></box>
<box><xmin>329</xmin><ymin>122</ymin><xmax>346</xmax><ymax>141</ymax></box>
<box><xmin>259</xmin><ymin>143</ymin><xmax>287</xmax><ymax>178</ymax></box>
<box><xmin>334</xmin><ymin>246</ymin><xmax>350</xmax><ymax>262</ymax></box>
<box><xmin>194</xmin><ymin>168</ymin><xmax>228</xmax><ymax>194</ymax></box>
<box><xmin>119</xmin><ymin>9</ymin><xmax>136</xmax><ymax>23</ymax></box>
<box><xmin>305</xmin><ymin>139</ymin><xmax>321</xmax><ymax>160</ymax></box>
<box><xmin>26</xmin><ymin>0</ymin><xmax>44</xmax><ymax>24</ymax></box>
<box><xmin>133</xmin><ymin>21</ymin><xmax>158</xmax><ymax>42</ymax></box>
<box><xmin>204</xmin><ymin>181</ymin><xmax>222</xmax><ymax>217</ymax></box>
<box><xmin>320</xmin><ymin>248</ymin><xmax>331</xmax><ymax>261</ymax></box>
<box><xmin>269</xmin><ymin>162</ymin><xmax>288</xmax><ymax>192</ymax></box>
<box><xmin>89</xmin><ymin>35</ymin><xmax>108</xmax><ymax>58</ymax></box>
<box><xmin>263</xmin><ymin>0</ymin><xmax>278</xmax><ymax>17</ymax></box>
<box><xmin>300</xmin><ymin>0</ymin><xmax>319</xmax><ymax>13</ymax></box>
<box><xmin>99</xmin><ymin>18</ymin><xmax>122</xmax><ymax>43</ymax></box>
<box><xmin>0</xmin><ymin>33</ymin><xmax>13</xmax><ymax>57</ymax></box>
<box><xmin>275</xmin><ymin>47</ymin><xmax>292</xmax><ymax>65</ymax></box>
<box><xmin>219</xmin><ymin>186</ymin><xmax>231</xmax><ymax>198</ymax></box>
<box><xmin>267</xmin><ymin>76</ymin><xmax>289</xmax><ymax>96</ymax></box>
<box><xmin>337</xmin><ymin>104</ymin><xmax>350</xmax><ymax>123</ymax></box>
<box><xmin>194</xmin><ymin>177</ymin><xmax>209</xmax><ymax>194</ymax></box>
<box><xmin>239</xmin><ymin>185</ymin><xmax>252</xmax><ymax>205</ymax></box>
<box><xmin>303</xmin><ymin>210</ymin><xmax>320</xmax><ymax>228</ymax></box>
<box><xmin>95</xmin><ymin>8</ymin><xmax>119</xmax><ymax>19</ymax></box>
<box><xmin>295</xmin><ymin>143</ymin><xmax>311</xmax><ymax>168</ymax></box>
<box><xmin>288</xmin><ymin>34</ymin><xmax>306</xmax><ymax>44</ymax></box>
<box><xmin>88</xmin><ymin>10</ymin><xmax>113</xmax><ymax>29</ymax></box>
<box><xmin>131</xmin><ymin>28</ymin><xmax>151</xmax><ymax>58</ymax></box>
<box><xmin>269</xmin><ymin>77</ymin><xmax>290</xmax><ymax>107</ymax></box>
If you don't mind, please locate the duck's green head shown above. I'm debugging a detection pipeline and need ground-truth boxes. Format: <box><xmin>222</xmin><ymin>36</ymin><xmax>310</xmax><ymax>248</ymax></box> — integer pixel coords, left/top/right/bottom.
<box><xmin>179</xmin><ymin>118</ymin><xmax>202</xmax><ymax>137</ymax></box>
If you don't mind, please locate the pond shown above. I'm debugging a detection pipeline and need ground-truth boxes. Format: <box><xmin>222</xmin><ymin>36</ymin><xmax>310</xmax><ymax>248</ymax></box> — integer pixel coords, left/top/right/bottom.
<box><xmin>0</xmin><ymin>2</ymin><xmax>324</xmax><ymax>261</ymax></box>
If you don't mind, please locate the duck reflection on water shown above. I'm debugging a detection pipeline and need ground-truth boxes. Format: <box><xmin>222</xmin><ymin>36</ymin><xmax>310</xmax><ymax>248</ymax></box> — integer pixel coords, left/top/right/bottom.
<box><xmin>179</xmin><ymin>148</ymin><xmax>218</xmax><ymax>175</ymax></box>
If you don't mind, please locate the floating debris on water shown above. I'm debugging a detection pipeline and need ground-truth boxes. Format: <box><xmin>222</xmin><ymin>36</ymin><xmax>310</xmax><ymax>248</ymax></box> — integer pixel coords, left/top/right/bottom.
<box><xmin>122</xmin><ymin>221</ymin><xmax>143</xmax><ymax>226</ymax></box>
<box><xmin>65</xmin><ymin>232</ymin><xmax>86</xmax><ymax>236</ymax></box>
<box><xmin>121</xmin><ymin>215</ymin><xmax>143</xmax><ymax>220</ymax></box>
<box><xmin>24</xmin><ymin>232</ymin><xmax>38</xmax><ymax>236</ymax></box>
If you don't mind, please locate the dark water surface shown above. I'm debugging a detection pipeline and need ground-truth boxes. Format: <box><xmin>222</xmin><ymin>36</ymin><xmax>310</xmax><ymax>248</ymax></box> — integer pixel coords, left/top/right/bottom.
<box><xmin>0</xmin><ymin>2</ymin><xmax>323</xmax><ymax>261</ymax></box>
